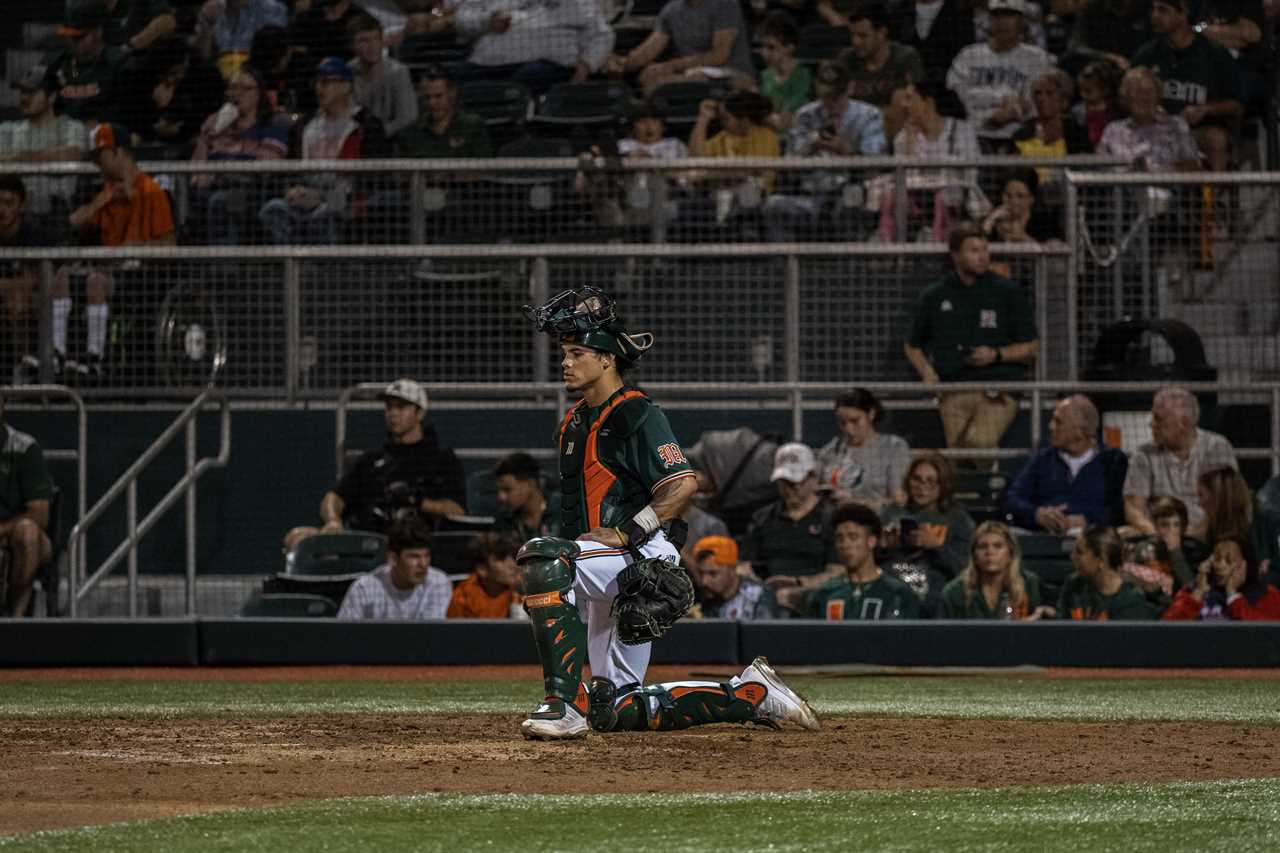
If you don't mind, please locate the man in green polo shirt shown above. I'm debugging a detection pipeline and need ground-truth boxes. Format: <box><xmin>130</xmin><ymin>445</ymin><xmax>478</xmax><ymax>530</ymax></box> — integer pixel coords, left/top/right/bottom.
<box><xmin>0</xmin><ymin>395</ymin><xmax>55</xmax><ymax>616</ymax></box>
<box><xmin>394</xmin><ymin>64</ymin><xmax>493</xmax><ymax>159</ymax></box>
<box><xmin>904</xmin><ymin>222</ymin><xmax>1039</xmax><ymax>453</ymax></box>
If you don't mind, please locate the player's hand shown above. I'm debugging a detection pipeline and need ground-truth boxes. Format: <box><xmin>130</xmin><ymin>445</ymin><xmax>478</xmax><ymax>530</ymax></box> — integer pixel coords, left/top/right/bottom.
<box><xmin>581</xmin><ymin>526</ymin><xmax>625</xmax><ymax>548</ymax></box>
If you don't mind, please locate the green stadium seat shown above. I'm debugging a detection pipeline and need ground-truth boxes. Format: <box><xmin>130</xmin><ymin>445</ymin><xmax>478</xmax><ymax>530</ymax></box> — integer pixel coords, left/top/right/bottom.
<box><xmin>286</xmin><ymin>532</ymin><xmax>387</xmax><ymax>577</ymax></box>
<box><xmin>1017</xmin><ymin>533</ymin><xmax>1074</xmax><ymax>605</ymax></box>
<box><xmin>238</xmin><ymin>592</ymin><xmax>338</xmax><ymax>618</ymax></box>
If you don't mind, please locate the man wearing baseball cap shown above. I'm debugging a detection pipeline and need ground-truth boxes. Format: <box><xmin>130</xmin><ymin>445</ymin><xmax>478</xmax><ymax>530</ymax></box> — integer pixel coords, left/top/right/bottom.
<box><xmin>282</xmin><ymin>378</ymin><xmax>467</xmax><ymax>555</ymax></box>
<box><xmin>690</xmin><ymin>535</ymin><xmax>776</xmax><ymax>620</ymax></box>
<box><xmin>0</xmin><ymin>66</ymin><xmax>86</xmax><ymax>220</ymax></box>
<box><xmin>743</xmin><ymin>442</ymin><xmax>840</xmax><ymax>590</ymax></box>
<box><xmin>48</xmin><ymin>3</ymin><xmax>122</xmax><ymax>124</ymax></box>
<box><xmin>946</xmin><ymin>0</ymin><xmax>1057</xmax><ymax>145</ymax></box>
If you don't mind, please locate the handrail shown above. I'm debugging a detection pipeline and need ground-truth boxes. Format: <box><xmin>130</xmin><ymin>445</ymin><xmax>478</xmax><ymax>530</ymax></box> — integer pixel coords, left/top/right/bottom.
<box><xmin>68</xmin><ymin>390</ymin><xmax>231</xmax><ymax>617</ymax></box>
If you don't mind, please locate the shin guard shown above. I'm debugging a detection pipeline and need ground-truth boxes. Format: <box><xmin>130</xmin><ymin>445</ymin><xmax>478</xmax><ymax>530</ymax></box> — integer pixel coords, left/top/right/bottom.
<box><xmin>521</xmin><ymin>543</ymin><xmax>587</xmax><ymax>711</ymax></box>
<box><xmin>610</xmin><ymin>681</ymin><xmax>765</xmax><ymax>731</ymax></box>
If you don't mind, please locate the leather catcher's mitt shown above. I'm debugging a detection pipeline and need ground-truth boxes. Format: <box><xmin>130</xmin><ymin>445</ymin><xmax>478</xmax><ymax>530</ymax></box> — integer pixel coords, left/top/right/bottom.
<box><xmin>612</xmin><ymin>557</ymin><xmax>695</xmax><ymax>645</ymax></box>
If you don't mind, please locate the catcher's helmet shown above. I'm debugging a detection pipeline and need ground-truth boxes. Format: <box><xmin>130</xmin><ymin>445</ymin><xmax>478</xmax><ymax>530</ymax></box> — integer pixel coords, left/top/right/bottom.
<box><xmin>523</xmin><ymin>287</ymin><xmax>654</xmax><ymax>365</ymax></box>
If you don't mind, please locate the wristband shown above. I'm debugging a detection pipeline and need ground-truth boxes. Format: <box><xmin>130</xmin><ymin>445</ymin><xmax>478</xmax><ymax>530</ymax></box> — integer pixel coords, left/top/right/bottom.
<box><xmin>617</xmin><ymin>505</ymin><xmax>661</xmax><ymax>548</ymax></box>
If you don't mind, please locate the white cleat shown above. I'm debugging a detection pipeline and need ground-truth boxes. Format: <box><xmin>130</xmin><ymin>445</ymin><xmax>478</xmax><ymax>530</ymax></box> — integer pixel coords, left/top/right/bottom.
<box><xmin>740</xmin><ymin>656</ymin><xmax>821</xmax><ymax>731</ymax></box>
<box><xmin>520</xmin><ymin>701</ymin><xmax>589</xmax><ymax>741</ymax></box>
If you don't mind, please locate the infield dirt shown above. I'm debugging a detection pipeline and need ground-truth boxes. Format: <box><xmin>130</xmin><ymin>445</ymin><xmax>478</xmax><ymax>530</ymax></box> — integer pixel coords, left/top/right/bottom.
<box><xmin>4</xmin><ymin>666</ymin><xmax>1280</xmax><ymax>835</ymax></box>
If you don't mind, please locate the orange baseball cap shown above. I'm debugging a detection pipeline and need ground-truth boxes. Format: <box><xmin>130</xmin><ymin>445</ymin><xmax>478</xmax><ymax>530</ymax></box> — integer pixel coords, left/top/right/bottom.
<box><xmin>692</xmin><ymin>535</ymin><xmax>738</xmax><ymax>567</ymax></box>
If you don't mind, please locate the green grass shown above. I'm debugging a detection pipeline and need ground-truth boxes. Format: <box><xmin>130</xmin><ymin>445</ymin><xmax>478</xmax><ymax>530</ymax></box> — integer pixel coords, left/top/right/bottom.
<box><xmin>4</xmin><ymin>780</ymin><xmax>1280</xmax><ymax>852</ymax></box>
<box><xmin>2</xmin><ymin>675</ymin><xmax>1279</xmax><ymax>723</ymax></box>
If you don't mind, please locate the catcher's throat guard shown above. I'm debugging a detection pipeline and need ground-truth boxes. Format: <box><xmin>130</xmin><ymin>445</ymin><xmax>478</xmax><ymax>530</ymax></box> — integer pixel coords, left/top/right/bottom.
<box><xmin>611</xmin><ymin>557</ymin><xmax>695</xmax><ymax>645</ymax></box>
<box><xmin>523</xmin><ymin>287</ymin><xmax>655</xmax><ymax>364</ymax></box>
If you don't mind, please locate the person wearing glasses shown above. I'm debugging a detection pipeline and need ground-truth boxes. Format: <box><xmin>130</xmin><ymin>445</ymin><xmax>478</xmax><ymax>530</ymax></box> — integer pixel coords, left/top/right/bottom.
<box><xmin>879</xmin><ymin>450</ymin><xmax>975</xmax><ymax>580</ymax></box>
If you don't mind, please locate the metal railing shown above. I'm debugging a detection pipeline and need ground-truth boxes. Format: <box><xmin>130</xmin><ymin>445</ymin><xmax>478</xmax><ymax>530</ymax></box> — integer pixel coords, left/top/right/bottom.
<box><xmin>68</xmin><ymin>390</ymin><xmax>232</xmax><ymax>617</ymax></box>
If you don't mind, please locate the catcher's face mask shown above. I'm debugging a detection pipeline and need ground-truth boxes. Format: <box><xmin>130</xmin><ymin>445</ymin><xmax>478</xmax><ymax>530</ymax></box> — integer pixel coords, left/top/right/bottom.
<box><xmin>524</xmin><ymin>287</ymin><xmax>654</xmax><ymax>365</ymax></box>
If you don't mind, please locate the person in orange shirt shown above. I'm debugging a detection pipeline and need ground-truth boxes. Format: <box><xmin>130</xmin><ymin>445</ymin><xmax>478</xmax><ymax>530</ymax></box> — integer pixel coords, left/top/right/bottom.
<box><xmin>60</xmin><ymin>121</ymin><xmax>174</xmax><ymax>380</ymax></box>
<box><xmin>446</xmin><ymin>531</ymin><xmax>523</xmax><ymax>618</ymax></box>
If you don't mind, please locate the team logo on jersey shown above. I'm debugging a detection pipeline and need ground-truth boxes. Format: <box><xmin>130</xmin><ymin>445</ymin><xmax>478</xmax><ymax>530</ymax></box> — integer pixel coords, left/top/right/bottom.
<box><xmin>980</xmin><ymin>309</ymin><xmax>998</xmax><ymax>329</ymax></box>
<box><xmin>564</xmin><ymin>440</ymin><xmax>575</xmax><ymax>455</ymax></box>
<box><xmin>656</xmin><ymin>443</ymin><xmax>687</xmax><ymax>468</ymax></box>
<box><xmin>826</xmin><ymin>600</ymin><xmax>845</xmax><ymax>621</ymax></box>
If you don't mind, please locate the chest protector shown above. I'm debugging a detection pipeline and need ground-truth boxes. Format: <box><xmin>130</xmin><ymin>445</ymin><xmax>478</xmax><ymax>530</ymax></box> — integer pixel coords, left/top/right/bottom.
<box><xmin>557</xmin><ymin>387</ymin><xmax>651</xmax><ymax>539</ymax></box>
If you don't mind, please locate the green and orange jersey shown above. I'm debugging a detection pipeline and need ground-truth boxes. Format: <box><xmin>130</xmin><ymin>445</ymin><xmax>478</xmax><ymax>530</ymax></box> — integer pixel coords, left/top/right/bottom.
<box><xmin>556</xmin><ymin>387</ymin><xmax>695</xmax><ymax>541</ymax></box>
<box><xmin>1055</xmin><ymin>573</ymin><xmax>1155</xmax><ymax>621</ymax></box>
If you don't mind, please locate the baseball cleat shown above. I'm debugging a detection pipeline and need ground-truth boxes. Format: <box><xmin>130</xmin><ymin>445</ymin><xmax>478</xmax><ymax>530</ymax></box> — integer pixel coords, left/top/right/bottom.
<box><xmin>740</xmin><ymin>656</ymin><xmax>821</xmax><ymax>731</ymax></box>
<box><xmin>521</xmin><ymin>698</ymin><xmax>589</xmax><ymax>741</ymax></box>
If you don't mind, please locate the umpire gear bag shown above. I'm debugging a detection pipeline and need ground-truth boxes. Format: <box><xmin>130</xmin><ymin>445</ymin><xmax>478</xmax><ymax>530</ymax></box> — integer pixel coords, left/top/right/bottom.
<box><xmin>612</xmin><ymin>557</ymin><xmax>695</xmax><ymax>645</ymax></box>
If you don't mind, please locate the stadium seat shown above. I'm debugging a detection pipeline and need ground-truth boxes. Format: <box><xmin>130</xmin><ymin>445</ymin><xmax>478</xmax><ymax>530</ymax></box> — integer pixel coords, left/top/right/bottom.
<box><xmin>1258</xmin><ymin>476</ymin><xmax>1280</xmax><ymax>518</ymax></box>
<box><xmin>952</xmin><ymin>469</ymin><xmax>1010</xmax><ymax>524</ymax></box>
<box><xmin>1017</xmin><ymin>533</ymin><xmax>1074</xmax><ymax>605</ymax></box>
<box><xmin>286</xmin><ymin>531</ymin><xmax>387</xmax><ymax>577</ymax></box>
<box><xmin>534</xmin><ymin>82</ymin><xmax>634</xmax><ymax>140</ymax></box>
<box><xmin>650</xmin><ymin>80</ymin><xmax>730</xmax><ymax>134</ymax></box>
<box><xmin>238</xmin><ymin>592</ymin><xmax>338</xmax><ymax>617</ymax></box>
<box><xmin>465</xmin><ymin>468</ymin><xmax>500</xmax><ymax>518</ymax></box>
<box><xmin>797</xmin><ymin>24</ymin><xmax>850</xmax><ymax>63</ymax></box>
<box><xmin>458</xmin><ymin>80</ymin><xmax>533</xmax><ymax>148</ymax></box>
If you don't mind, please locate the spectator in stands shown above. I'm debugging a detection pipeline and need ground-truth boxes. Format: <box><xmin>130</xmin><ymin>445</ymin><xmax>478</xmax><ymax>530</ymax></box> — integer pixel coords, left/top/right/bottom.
<box><xmin>0</xmin><ymin>392</ymin><xmax>55</xmax><ymax>616</ymax></box>
<box><xmin>745</xmin><ymin>442</ymin><xmax>839</xmax><ymax>587</ymax></box>
<box><xmin>762</xmin><ymin>61</ymin><xmax>885</xmax><ymax>242</ymax></box>
<box><xmin>1198</xmin><ymin>1</ymin><xmax>1267</xmax><ymax>112</ymax></box>
<box><xmin>1071</xmin><ymin>59</ymin><xmax>1124</xmax><ymax>148</ymax></box>
<box><xmin>1004</xmin><ymin>395</ymin><xmax>1129</xmax><ymax>533</ymax></box>
<box><xmin>62</xmin><ymin>122</ymin><xmax>175</xmax><ymax>380</ymax></box>
<box><xmin>0</xmin><ymin>66</ymin><xmax>85</xmax><ymax>230</ymax></box>
<box><xmin>877</xmin><ymin>77</ymin><xmax>980</xmax><ymax>244</ymax></box>
<box><xmin>348</xmin><ymin>13</ymin><xmax>418</xmax><ymax>139</ymax></box>
<box><xmin>947</xmin><ymin>0</ymin><xmax>1057</xmax><ymax>149</ymax></box>
<box><xmin>1123</xmin><ymin>386</ymin><xmax>1238</xmax><ymax>539</ymax></box>
<box><xmin>578</xmin><ymin>100</ymin><xmax>688</xmax><ymax>232</ymax></box>
<box><xmin>1066</xmin><ymin>0</ymin><xmax>1153</xmax><ymax>73</ymax></box>
<box><xmin>1013</xmin><ymin>69</ymin><xmax>1091</xmax><ymax>162</ymax></box>
<box><xmin>395</xmin><ymin>65</ymin><xmax>493</xmax><ymax>159</ymax></box>
<box><xmin>49</xmin><ymin>4</ymin><xmax>123</xmax><ymax>124</ymax></box>
<box><xmin>447</xmin><ymin>532</ymin><xmax>523</xmax><ymax>618</ymax></box>
<box><xmin>337</xmin><ymin>516</ymin><xmax>453</xmax><ymax>619</ymax></box>
<box><xmin>258</xmin><ymin>57</ymin><xmax>390</xmax><ymax>245</ymax></box>
<box><xmin>1150</xmin><ymin>495</ymin><xmax>1196</xmax><ymax>584</ymax></box>
<box><xmin>941</xmin><ymin>519</ymin><xmax>1053</xmax><ymax>618</ymax></box>
<box><xmin>194</xmin><ymin>0</ymin><xmax>289</xmax><ymax>79</ymax></box>
<box><xmin>1056</xmin><ymin>524</ymin><xmax>1155</xmax><ymax>619</ymax></box>
<box><xmin>603</xmin><ymin>0</ymin><xmax>755</xmax><ymax>95</ymax></box>
<box><xmin>904</xmin><ymin>223</ymin><xmax>1039</xmax><ymax>453</ymax></box>
<box><xmin>450</xmin><ymin>0</ymin><xmax>614</xmax><ymax>96</ymax></box>
<box><xmin>685</xmin><ymin>426</ymin><xmax>779</xmax><ymax>535</ymax></box>
<box><xmin>116</xmin><ymin>36</ymin><xmax>225</xmax><ymax>147</ymax></box>
<box><xmin>0</xmin><ymin>177</ymin><xmax>55</xmax><ymax>382</ymax></box>
<box><xmin>979</xmin><ymin>167</ymin><xmax>1058</xmax><ymax>242</ymax></box>
<box><xmin>974</xmin><ymin>0</ymin><xmax>1050</xmax><ymax>49</ymax></box>
<box><xmin>1097</xmin><ymin>66</ymin><xmax>1200</xmax><ymax>171</ymax></box>
<box><xmin>1198</xmin><ymin>466</ymin><xmax>1280</xmax><ymax>572</ymax></box>
<box><xmin>756</xmin><ymin>12</ymin><xmax>812</xmax><ymax>131</ymax></box>
<box><xmin>797</xmin><ymin>502</ymin><xmax>920</xmax><ymax>619</ymax></box>
<box><xmin>1132</xmin><ymin>0</ymin><xmax>1243</xmax><ymax>173</ymax></box>
<box><xmin>283</xmin><ymin>378</ymin><xmax>467</xmax><ymax>553</ymax></box>
<box><xmin>691</xmin><ymin>535</ymin><xmax>777</xmax><ymax>619</ymax></box>
<box><xmin>1162</xmin><ymin>531</ymin><xmax>1280</xmax><ymax>619</ymax></box>
<box><xmin>248</xmin><ymin>24</ymin><xmax>303</xmax><ymax>112</ymax></box>
<box><xmin>680</xmin><ymin>501</ymin><xmax>731</xmax><ymax>570</ymax></box>
<box><xmin>815</xmin><ymin>388</ymin><xmax>910</xmax><ymax>509</ymax></box>
<box><xmin>291</xmin><ymin>0</ymin><xmax>369</xmax><ymax>63</ymax></box>
<box><xmin>492</xmin><ymin>451</ymin><xmax>559</xmax><ymax>542</ymax></box>
<box><xmin>880</xmin><ymin>451</ymin><xmax>976</xmax><ymax>579</ymax></box>
<box><xmin>889</xmin><ymin>0</ymin><xmax>976</xmax><ymax>88</ymax></box>
<box><xmin>683</xmin><ymin>91</ymin><xmax>778</xmax><ymax>231</ymax></box>
<box><xmin>191</xmin><ymin>65</ymin><xmax>292</xmax><ymax>244</ymax></box>
<box><xmin>96</xmin><ymin>0</ymin><xmax>178</xmax><ymax>53</ymax></box>
<box><xmin>839</xmin><ymin>1</ymin><xmax>925</xmax><ymax>140</ymax></box>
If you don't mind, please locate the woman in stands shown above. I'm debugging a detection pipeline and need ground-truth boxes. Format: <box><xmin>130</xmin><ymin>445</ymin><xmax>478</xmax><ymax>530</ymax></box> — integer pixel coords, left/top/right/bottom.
<box><xmin>816</xmin><ymin>387</ymin><xmax>911</xmax><ymax>510</ymax></box>
<box><xmin>1056</xmin><ymin>525</ymin><xmax>1154</xmax><ymax>620</ymax></box>
<box><xmin>190</xmin><ymin>65</ymin><xmax>293</xmax><ymax>244</ymax></box>
<box><xmin>941</xmin><ymin>520</ymin><xmax>1052</xmax><ymax>619</ymax></box>
<box><xmin>1197</xmin><ymin>467</ymin><xmax>1280</xmax><ymax>574</ymax></box>
<box><xmin>879</xmin><ymin>451</ymin><xmax>975</xmax><ymax>579</ymax></box>
<box><xmin>1162</xmin><ymin>532</ymin><xmax>1280</xmax><ymax>621</ymax></box>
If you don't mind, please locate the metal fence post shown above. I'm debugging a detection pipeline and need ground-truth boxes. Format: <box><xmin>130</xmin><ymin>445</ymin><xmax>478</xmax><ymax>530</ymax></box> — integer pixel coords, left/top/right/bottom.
<box><xmin>127</xmin><ymin>481</ymin><xmax>138</xmax><ymax>619</ymax></box>
<box><xmin>530</xmin><ymin>256</ymin><xmax>549</xmax><ymax>386</ymax></box>
<box><xmin>1065</xmin><ymin>175</ymin><xmax>1079</xmax><ymax>380</ymax></box>
<box><xmin>284</xmin><ymin>258</ymin><xmax>301</xmax><ymax>404</ymax></box>
<box><xmin>409</xmin><ymin>170</ymin><xmax>425</xmax><ymax>246</ymax></box>
<box><xmin>38</xmin><ymin>260</ymin><xmax>53</xmax><ymax>385</ymax></box>
<box><xmin>186</xmin><ymin>416</ymin><xmax>197</xmax><ymax>616</ymax></box>
<box><xmin>893</xmin><ymin>164</ymin><xmax>907</xmax><ymax>244</ymax></box>
<box><xmin>784</xmin><ymin>254</ymin><xmax>800</xmax><ymax>385</ymax></box>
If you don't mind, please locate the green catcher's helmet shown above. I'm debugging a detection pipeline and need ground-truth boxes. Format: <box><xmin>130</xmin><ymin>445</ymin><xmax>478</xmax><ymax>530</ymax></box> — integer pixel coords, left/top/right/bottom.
<box><xmin>523</xmin><ymin>287</ymin><xmax>654</xmax><ymax>365</ymax></box>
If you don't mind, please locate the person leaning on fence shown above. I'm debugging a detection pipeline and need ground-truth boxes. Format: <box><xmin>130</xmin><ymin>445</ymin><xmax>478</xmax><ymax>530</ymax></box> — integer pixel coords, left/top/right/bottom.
<box><xmin>1161</xmin><ymin>530</ymin><xmax>1280</xmax><ymax>620</ymax></box>
<box><xmin>62</xmin><ymin>121</ymin><xmax>176</xmax><ymax>382</ymax></box>
<box><xmin>690</xmin><ymin>535</ymin><xmax>777</xmax><ymax>620</ymax></box>
<box><xmin>1055</xmin><ymin>525</ymin><xmax>1157</xmax><ymax>620</ymax></box>
<box><xmin>282</xmin><ymin>378</ymin><xmax>467</xmax><ymax>555</ymax></box>
<box><xmin>447</xmin><ymin>532</ymin><xmax>524</xmax><ymax>619</ymax></box>
<box><xmin>903</xmin><ymin>223</ymin><xmax>1039</xmax><ymax>454</ymax></box>
<box><xmin>1122</xmin><ymin>386</ymin><xmax>1238</xmax><ymax>541</ymax></box>
<box><xmin>337</xmin><ymin>516</ymin><xmax>453</xmax><ymax>620</ymax></box>
<box><xmin>940</xmin><ymin>519</ymin><xmax>1053</xmax><ymax>619</ymax></box>
<box><xmin>258</xmin><ymin>56</ymin><xmax>390</xmax><ymax>245</ymax></box>
<box><xmin>492</xmin><ymin>451</ymin><xmax>560</xmax><ymax>542</ymax></box>
<box><xmin>981</xmin><ymin>167</ymin><xmax>1060</xmax><ymax>243</ymax></box>
<box><xmin>1003</xmin><ymin>394</ymin><xmax>1129</xmax><ymax>534</ymax></box>
<box><xmin>815</xmin><ymin>387</ymin><xmax>910</xmax><ymax>510</ymax></box>
<box><xmin>0</xmin><ymin>393</ymin><xmax>55</xmax><ymax>617</ymax></box>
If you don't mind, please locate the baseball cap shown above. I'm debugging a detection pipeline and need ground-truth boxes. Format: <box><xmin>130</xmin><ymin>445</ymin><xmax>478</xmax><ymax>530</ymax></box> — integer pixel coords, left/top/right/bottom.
<box><xmin>770</xmin><ymin>442</ymin><xmax>817</xmax><ymax>483</ymax></box>
<box><xmin>86</xmin><ymin>122</ymin><xmax>131</xmax><ymax>158</ymax></box>
<box><xmin>383</xmin><ymin>378</ymin><xmax>427</xmax><ymax>410</ymax></box>
<box><xmin>11</xmin><ymin>65</ymin><xmax>55</xmax><ymax>94</ymax></box>
<box><xmin>58</xmin><ymin>2</ymin><xmax>110</xmax><ymax>37</ymax></box>
<box><xmin>693</xmin><ymin>535</ymin><xmax>738</xmax><ymax>567</ymax></box>
<box><xmin>988</xmin><ymin>0</ymin><xmax>1027</xmax><ymax>14</ymax></box>
<box><xmin>315</xmin><ymin>56</ymin><xmax>354</xmax><ymax>81</ymax></box>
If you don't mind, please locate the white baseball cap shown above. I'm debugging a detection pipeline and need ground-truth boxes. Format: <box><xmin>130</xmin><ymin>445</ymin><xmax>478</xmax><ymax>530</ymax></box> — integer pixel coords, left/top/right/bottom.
<box><xmin>770</xmin><ymin>442</ymin><xmax>817</xmax><ymax>483</ymax></box>
<box><xmin>382</xmin><ymin>378</ymin><xmax>428</xmax><ymax>411</ymax></box>
<box><xmin>988</xmin><ymin>0</ymin><xmax>1027</xmax><ymax>13</ymax></box>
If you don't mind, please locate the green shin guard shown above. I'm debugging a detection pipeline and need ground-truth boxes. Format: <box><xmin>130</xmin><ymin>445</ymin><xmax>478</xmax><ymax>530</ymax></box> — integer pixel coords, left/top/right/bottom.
<box><xmin>521</xmin><ymin>545</ymin><xmax>587</xmax><ymax>709</ymax></box>
<box><xmin>610</xmin><ymin>681</ymin><xmax>764</xmax><ymax>732</ymax></box>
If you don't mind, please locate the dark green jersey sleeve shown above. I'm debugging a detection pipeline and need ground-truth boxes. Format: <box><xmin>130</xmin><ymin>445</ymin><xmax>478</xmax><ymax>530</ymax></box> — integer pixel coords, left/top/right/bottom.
<box><xmin>619</xmin><ymin>403</ymin><xmax>694</xmax><ymax>496</ymax></box>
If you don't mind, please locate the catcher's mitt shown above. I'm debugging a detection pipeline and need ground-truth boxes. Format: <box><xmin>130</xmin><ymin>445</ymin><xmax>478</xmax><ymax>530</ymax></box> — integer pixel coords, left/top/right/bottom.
<box><xmin>612</xmin><ymin>557</ymin><xmax>695</xmax><ymax>645</ymax></box>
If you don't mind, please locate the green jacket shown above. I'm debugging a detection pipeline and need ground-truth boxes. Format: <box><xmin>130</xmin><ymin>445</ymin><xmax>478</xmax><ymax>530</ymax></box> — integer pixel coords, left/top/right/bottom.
<box><xmin>804</xmin><ymin>570</ymin><xmax>920</xmax><ymax>620</ymax></box>
<box><xmin>941</xmin><ymin>570</ymin><xmax>1042</xmax><ymax>619</ymax></box>
<box><xmin>1056</xmin><ymin>573</ymin><xmax>1155</xmax><ymax>621</ymax></box>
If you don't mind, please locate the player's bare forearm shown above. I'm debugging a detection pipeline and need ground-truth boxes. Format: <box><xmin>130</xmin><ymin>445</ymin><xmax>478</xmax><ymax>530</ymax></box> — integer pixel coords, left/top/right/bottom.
<box><xmin>1124</xmin><ymin>495</ymin><xmax>1155</xmax><ymax>535</ymax></box>
<box><xmin>650</xmin><ymin>474</ymin><xmax>697</xmax><ymax>523</ymax></box>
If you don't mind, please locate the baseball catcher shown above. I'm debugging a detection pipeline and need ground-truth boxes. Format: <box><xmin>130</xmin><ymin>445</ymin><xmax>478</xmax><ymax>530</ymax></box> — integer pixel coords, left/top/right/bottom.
<box><xmin>517</xmin><ymin>287</ymin><xmax>820</xmax><ymax>739</ymax></box>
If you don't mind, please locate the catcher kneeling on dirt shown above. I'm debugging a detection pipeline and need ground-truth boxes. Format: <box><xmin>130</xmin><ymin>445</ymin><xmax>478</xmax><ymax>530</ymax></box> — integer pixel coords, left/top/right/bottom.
<box><xmin>516</xmin><ymin>285</ymin><xmax>820</xmax><ymax>740</ymax></box>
